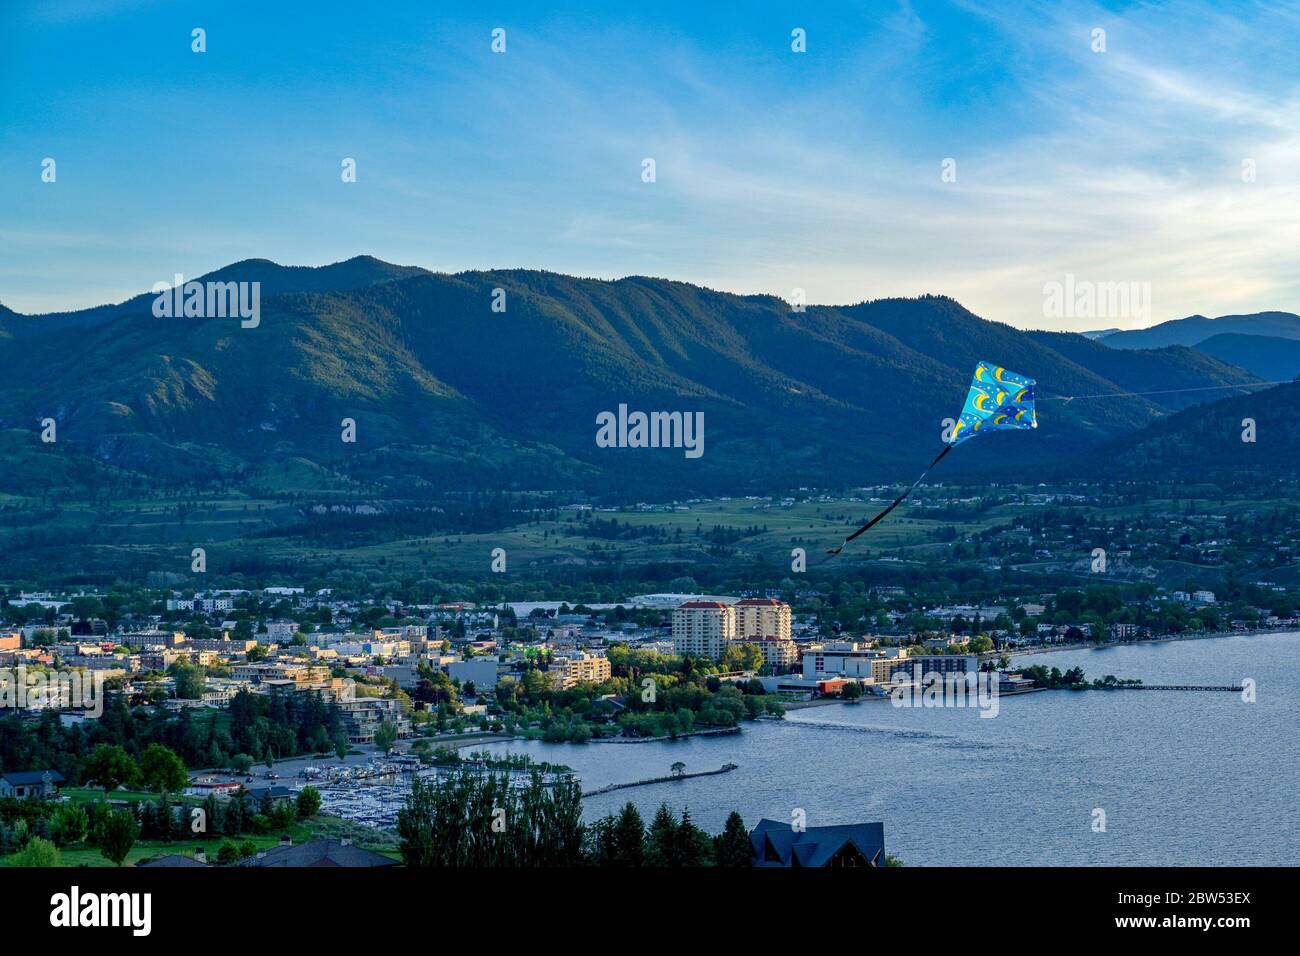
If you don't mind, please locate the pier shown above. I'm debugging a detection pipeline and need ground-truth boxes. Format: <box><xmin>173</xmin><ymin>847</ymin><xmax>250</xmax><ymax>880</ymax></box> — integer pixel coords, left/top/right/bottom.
<box><xmin>581</xmin><ymin>763</ymin><xmax>739</xmax><ymax>798</ymax></box>
<box><xmin>1110</xmin><ymin>684</ymin><xmax>1243</xmax><ymax>691</ymax></box>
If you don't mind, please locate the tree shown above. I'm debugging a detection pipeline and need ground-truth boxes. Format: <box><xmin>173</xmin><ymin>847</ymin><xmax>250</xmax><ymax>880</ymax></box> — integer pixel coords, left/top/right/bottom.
<box><xmin>96</xmin><ymin>809</ymin><xmax>140</xmax><ymax>866</ymax></box>
<box><xmin>171</xmin><ymin>661</ymin><xmax>207</xmax><ymax>700</ymax></box>
<box><xmin>84</xmin><ymin>744</ymin><xmax>140</xmax><ymax>791</ymax></box>
<box><xmin>216</xmin><ymin>840</ymin><xmax>242</xmax><ymax>865</ymax></box>
<box><xmin>296</xmin><ymin>786</ymin><xmax>322</xmax><ymax>819</ymax></box>
<box><xmin>373</xmin><ymin>720</ymin><xmax>399</xmax><ymax>753</ymax></box>
<box><xmin>10</xmin><ymin>836</ymin><xmax>61</xmax><ymax>867</ymax></box>
<box><xmin>607</xmin><ymin>802</ymin><xmax>645</xmax><ymax>867</ymax></box>
<box><xmin>50</xmin><ymin>804</ymin><xmax>89</xmax><ymax>847</ymax></box>
<box><xmin>645</xmin><ymin>804</ymin><xmax>680</xmax><ymax>867</ymax></box>
<box><xmin>140</xmin><ymin>743</ymin><xmax>189</xmax><ymax>793</ymax></box>
<box><xmin>714</xmin><ymin>811</ymin><xmax>751</xmax><ymax>866</ymax></box>
<box><xmin>676</xmin><ymin>810</ymin><xmax>713</xmax><ymax>866</ymax></box>
<box><xmin>721</xmin><ymin>642</ymin><xmax>764</xmax><ymax>673</ymax></box>
<box><xmin>670</xmin><ymin>761</ymin><xmax>686</xmax><ymax>778</ymax></box>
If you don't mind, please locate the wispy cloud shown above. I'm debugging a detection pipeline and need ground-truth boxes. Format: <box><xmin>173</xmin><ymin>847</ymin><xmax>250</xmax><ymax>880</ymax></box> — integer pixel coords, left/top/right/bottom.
<box><xmin>1</xmin><ymin>0</ymin><xmax>1296</xmax><ymax>328</ymax></box>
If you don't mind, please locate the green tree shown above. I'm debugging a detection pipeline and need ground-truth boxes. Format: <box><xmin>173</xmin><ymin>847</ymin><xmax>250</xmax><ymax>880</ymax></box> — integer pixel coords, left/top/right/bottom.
<box><xmin>50</xmin><ymin>804</ymin><xmax>90</xmax><ymax>847</ymax></box>
<box><xmin>296</xmin><ymin>786</ymin><xmax>322</xmax><ymax>819</ymax></box>
<box><xmin>96</xmin><ymin>809</ymin><xmax>140</xmax><ymax>866</ymax></box>
<box><xmin>645</xmin><ymin>804</ymin><xmax>680</xmax><ymax>867</ymax></box>
<box><xmin>140</xmin><ymin>743</ymin><xmax>189</xmax><ymax>793</ymax></box>
<box><xmin>373</xmin><ymin>720</ymin><xmax>399</xmax><ymax>753</ymax></box>
<box><xmin>714</xmin><ymin>811</ymin><xmax>751</xmax><ymax>867</ymax></box>
<box><xmin>216</xmin><ymin>840</ymin><xmax>242</xmax><ymax>865</ymax></box>
<box><xmin>83</xmin><ymin>744</ymin><xmax>140</xmax><ymax>791</ymax></box>
<box><xmin>10</xmin><ymin>836</ymin><xmax>61</xmax><ymax>867</ymax></box>
<box><xmin>607</xmin><ymin>802</ymin><xmax>646</xmax><ymax>867</ymax></box>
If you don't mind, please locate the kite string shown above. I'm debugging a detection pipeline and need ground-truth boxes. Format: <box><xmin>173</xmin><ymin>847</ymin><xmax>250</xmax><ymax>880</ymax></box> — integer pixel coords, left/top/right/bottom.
<box><xmin>1039</xmin><ymin>380</ymin><xmax>1292</xmax><ymax>402</ymax></box>
<box><xmin>827</xmin><ymin>443</ymin><xmax>954</xmax><ymax>556</ymax></box>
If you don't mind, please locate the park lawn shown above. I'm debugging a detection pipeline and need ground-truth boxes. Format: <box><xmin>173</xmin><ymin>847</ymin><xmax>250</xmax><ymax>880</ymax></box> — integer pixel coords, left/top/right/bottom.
<box><xmin>60</xmin><ymin>787</ymin><xmax>201</xmax><ymax>805</ymax></box>
<box><xmin>1</xmin><ymin>814</ymin><xmax>398</xmax><ymax>867</ymax></box>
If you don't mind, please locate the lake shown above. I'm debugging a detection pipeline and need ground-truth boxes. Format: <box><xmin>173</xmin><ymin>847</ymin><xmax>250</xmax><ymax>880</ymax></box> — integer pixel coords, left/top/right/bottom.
<box><xmin>478</xmin><ymin>631</ymin><xmax>1300</xmax><ymax>865</ymax></box>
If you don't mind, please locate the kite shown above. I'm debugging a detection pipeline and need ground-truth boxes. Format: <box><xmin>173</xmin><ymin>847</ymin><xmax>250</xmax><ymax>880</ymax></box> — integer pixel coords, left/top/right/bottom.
<box><xmin>827</xmin><ymin>361</ymin><xmax>1037</xmax><ymax>555</ymax></box>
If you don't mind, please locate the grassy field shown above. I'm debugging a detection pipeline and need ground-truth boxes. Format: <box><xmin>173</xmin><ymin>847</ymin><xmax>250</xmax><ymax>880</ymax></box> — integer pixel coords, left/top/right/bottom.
<box><xmin>2</xmin><ymin>484</ymin><xmax>1290</xmax><ymax>585</ymax></box>
<box><xmin>1</xmin><ymin>809</ymin><xmax>398</xmax><ymax>868</ymax></box>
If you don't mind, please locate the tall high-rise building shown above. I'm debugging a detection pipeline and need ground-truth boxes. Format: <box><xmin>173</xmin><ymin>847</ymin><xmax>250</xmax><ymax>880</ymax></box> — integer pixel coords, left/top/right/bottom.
<box><xmin>672</xmin><ymin>601</ymin><xmax>736</xmax><ymax>660</ymax></box>
<box><xmin>734</xmin><ymin>597</ymin><xmax>793</xmax><ymax>641</ymax></box>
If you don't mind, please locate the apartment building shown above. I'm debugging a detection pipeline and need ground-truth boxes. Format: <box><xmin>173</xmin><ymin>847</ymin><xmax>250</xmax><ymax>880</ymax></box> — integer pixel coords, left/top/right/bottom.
<box><xmin>551</xmin><ymin>653</ymin><xmax>612</xmax><ymax>689</ymax></box>
<box><xmin>672</xmin><ymin>601</ymin><xmax>736</xmax><ymax>660</ymax></box>
<box><xmin>734</xmin><ymin>598</ymin><xmax>792</xmax><ymax>641</ymax></box>
<box><xmin>337</xmin><ymin>696</ymin><xmax>411</xmax><ymax>744</ymax></box>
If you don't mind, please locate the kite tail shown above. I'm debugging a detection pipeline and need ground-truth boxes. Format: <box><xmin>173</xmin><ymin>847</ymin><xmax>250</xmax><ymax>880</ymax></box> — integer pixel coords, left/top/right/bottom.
<box><xmin>826</xmin><ymin>443</ymin><xmax>955</xmax><ymax>556</ymax></box>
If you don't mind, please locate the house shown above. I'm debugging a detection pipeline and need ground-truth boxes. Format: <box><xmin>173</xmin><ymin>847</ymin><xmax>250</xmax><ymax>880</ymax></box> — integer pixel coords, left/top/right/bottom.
<box><xmin>138</xmin><ymin>848</ymin><xmax>210</xmax><ymax>867</ymax></box>
<box><xmin>237</xmin><ymin>836</ymin><xmax>397</xmax><ymax>867</ymax></box>
<box><xmin>750</xmin><ymin>818</ymin><xmax>885</xmax><ymax>867</ymax></box>
<box><xmin>246</xmin><ymin>785</ymin><xmax>295</xmax><ymax>808</ymax></box>
<box><xmin>0</xmin><ymin>770</ymin><xmax>65</xmax><ymax>799</ymax></box>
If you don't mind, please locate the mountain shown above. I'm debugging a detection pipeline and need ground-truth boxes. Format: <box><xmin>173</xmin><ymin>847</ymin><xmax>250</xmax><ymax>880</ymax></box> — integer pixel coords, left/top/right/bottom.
<box><xmin>0</xmin><ymin>256</ymin><xmax>431</xmax><ymax>340</ymax></box>
<box><xmin>1026</xmin><ymin>332</ymin><xmax>1261</xmax><ymax>411</ymax></box>
<box><xmin>1081</xmin><ymin>328</ymin><xmax>1122</xmax><ymax>340</ymax></box>
<box><xmin>0</xmin><ymin>259</ymin><xmax>1280</xmax><ymax>498</ymax></box>
<box><xmin>1095</xmin><ymin>311</ymin><xmax>1300</xmax><ymax>350</ymax></box>
<box><xmin>1192</xmin><ymin>333</ymin><xmax>1300</xmax><ymax>382</ymax></box>
<box><xmin>1098</xmin><ymin>380</ymin><xmax>1300</xmax><ymax>480</ymax></box>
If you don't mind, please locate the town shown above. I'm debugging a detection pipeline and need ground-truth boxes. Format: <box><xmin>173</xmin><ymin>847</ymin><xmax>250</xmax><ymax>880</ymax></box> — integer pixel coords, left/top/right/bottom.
<box><xmin>1</xmin><ymin>554</ymin><xmax>1289</xmax><ymax>868</ymax></box>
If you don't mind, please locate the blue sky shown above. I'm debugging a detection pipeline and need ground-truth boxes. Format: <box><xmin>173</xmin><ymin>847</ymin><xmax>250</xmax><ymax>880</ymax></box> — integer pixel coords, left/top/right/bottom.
<box><xmin>2</xmin><ymin>0</ymin><xmax>1298</xmax><ymax>329</ymax></box>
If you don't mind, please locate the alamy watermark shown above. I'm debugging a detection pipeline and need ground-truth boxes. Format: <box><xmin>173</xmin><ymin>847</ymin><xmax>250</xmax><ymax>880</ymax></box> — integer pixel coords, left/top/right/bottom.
<box><xmin>1</xmin><ymin>666</ymin><xmax>106</xmax><ymax>718</ymax></box>
<box><xmin>151</xmin><ymin>273</ymin><xmax>260</xmax><ymax>328</ymax></box>
<box><xmin>1042</xmin><ymin>274</ymin><xmax>1150</xmax><ymax>325</ymax></box>
<box><xmin>888</xmin><ymin>666</ymin><xmax>1000</xmax><ymax>718</ymax></box>
<box><xmin>595</xmin><ymin>404</ymin><xmax>704</xmax><ymax>459</ymax></box>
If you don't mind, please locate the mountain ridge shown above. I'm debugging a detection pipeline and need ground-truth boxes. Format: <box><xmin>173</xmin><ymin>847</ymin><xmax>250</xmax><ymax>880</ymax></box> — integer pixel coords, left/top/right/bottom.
<box><xmin>0</xmin><ymin>257</ymin><xmax>1283</xmax><ymax>498</ymax></box>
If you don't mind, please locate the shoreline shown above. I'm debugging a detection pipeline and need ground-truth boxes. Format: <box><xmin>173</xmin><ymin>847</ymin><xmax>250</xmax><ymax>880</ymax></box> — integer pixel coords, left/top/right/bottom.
<box><xmin>590</xmin><ymin>726</ymin><xmax>742</xmax><ymax>744</ymax></box>
<box><xmin>995</xmin><ymin>627</ymin><xmax>1296</xmax><ymax>661</ymax></box>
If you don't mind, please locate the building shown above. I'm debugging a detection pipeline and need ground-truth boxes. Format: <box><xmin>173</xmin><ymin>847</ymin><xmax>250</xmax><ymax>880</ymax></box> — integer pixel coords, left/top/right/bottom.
<box><xmin>0</xmin><ymin>770</ymin><xmax>65</xmax><ymax>799</ymax></box>
<box><xmin>237</xmin><ymin>836</ymin><xmax>397</xmax><ymax>867</ymax></box>
<box><xmin>752</xmin><ymin>638</ymin><xmax>799</xmax><ymax>672</ymax></box>
<box><xmin>672</xmin><ymin>601</ymin><xmax>736</xmax><ymax>660</ymax></box>
<box><xmin>447</xmin><ymin>658</ymin><xmax>498</xmax><ymax>691</ymax></box>
<box><xmin>551</xmin><ymin>653</ymin><xmax>612</xmax><ymax>689</ymax></box>
<box><xmin>337</xmin><ymin>696</ymin><xmax>411</xmax><ymax>744</ymax></box>
<box><xmin>264</xmin><ymin>620</ymin><xmax>300</xmax><ymax>643</ymax></box>
<box><xmin>1109</xmin><ymin>623</ymin><xmax>1138</xmax><ymax>641</ymax></box>
<box><xmin>734</xmin><ymin>598</ymin><xmax>792</xmax><ymax>641</ymax></box>
<box><xmin>803</xmin><ymin>642</ymin><xmax>906</xmax><ymax>682</ymax></box>
<box><xmin>138</xmin><ymin>849</ymin><xmax>211</xmax><ymax>867</ymax></box>
<box><xmin>750</xmin><ymin>818</ymin><xmax>885</xmax><ymax>867</ymax></box>
<box><xmin>887</xmin><ymin>655</ymin><xmax>978</xmax><ymax>683</ymax></box>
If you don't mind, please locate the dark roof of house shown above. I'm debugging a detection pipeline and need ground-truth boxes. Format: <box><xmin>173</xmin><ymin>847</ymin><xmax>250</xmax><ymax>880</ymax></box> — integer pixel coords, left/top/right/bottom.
<box><xmin>1</xmin><ymin>770</ymin><xmax>66</xmax><ymax>786</ymax></box>
<box><xmin>246</xmin><ymin>785</ymin><xmax>295</xmax><ymax>800</ymax></box>
<box><xmin>137</xmin><ymin>853</ymin><xmax>210</xmax><ymax>867</ymax></box>
<box><xmin>237</xmin><ymin>838</ymin><xmax>398</xmax><ymax>868</ymax></box>
<box><xmin>750</xmin><ymin>818</ymin><xmax>885</xmax><ymax>868</ymax></box>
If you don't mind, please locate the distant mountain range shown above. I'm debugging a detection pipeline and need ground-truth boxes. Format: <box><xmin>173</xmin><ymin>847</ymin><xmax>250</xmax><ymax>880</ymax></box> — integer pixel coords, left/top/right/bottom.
<box><xmin>1089</xmin><ymin>311</ymin><xmax>1300</xmax><ymax>349</ymax></box>
<box><xmin>0</xmin><ymin>257</ymin><xmax>1288</xmax><ymax>499</ymax></box>
<box><xmin>1085</xmin><ymin>311</ymin><xmax>1300</xmax><ymax>383</ymax></box>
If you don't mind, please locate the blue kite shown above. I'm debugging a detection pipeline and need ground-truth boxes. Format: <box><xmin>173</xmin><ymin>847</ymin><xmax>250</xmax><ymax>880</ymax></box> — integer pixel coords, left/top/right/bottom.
<box><xmin>827</xmin><ymin>361</ymin><xmax>1036</xmax><ymax>555</ymax></box>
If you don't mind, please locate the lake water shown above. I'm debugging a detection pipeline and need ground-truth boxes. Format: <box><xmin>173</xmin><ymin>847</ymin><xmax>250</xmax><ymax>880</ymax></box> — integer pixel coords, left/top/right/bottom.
<box><xmin>478</xmin><ymin>632</ymin><xmax>1300</xmax><ymax>865</ymax></box>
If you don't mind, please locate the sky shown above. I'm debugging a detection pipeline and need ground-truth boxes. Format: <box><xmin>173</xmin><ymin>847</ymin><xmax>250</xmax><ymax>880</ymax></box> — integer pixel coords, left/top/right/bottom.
<box><xmin>2</xmin><ymin>0</ymin><xmax>1298</xmax><ymax>329</ymax></box>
